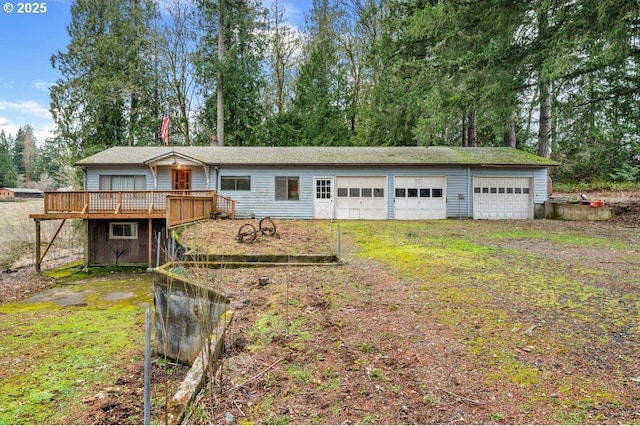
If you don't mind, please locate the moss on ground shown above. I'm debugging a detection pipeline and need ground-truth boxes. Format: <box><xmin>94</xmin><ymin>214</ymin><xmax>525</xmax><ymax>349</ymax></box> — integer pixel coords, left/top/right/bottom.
<box><xmin>0</xmin><ymin>273</ymin><xmax>153</xmax><ymax>424</ymax></box>
<box><xmin>339</xmin><ymin>220</ymin><xmax>639</xmax><ymax>422</ymax></box>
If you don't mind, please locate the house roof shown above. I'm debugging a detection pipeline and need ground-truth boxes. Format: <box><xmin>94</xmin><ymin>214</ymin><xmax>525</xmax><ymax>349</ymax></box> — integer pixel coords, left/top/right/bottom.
<box><xmin>75</xmin><ymin>146</ymin><xmax>559</xmax><ymax>167</ymax></box>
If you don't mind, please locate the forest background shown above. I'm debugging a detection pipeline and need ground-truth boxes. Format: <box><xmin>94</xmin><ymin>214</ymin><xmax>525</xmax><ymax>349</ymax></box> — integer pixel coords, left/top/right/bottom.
<box><xmin>0</xmin><ymin>0</ymin><xmax>638</xmax><ymax>190</ymax></box>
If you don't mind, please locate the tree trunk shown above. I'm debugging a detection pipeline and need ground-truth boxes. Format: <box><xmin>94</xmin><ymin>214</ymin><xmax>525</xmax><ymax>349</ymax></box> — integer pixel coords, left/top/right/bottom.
<box><xmin>461</xmin><ymin>112</ymin><xmax>467</xmax><ymax>147</ymax></box>
<box><xmin>503</xmin><ymin>112</ymin><xmax>516</xmax><ymax>148</ymax></box>
<box><xmin>467</xmin><ymin>110</ymin><xmax>477</xmax><ymax>147</ymax></box>
<box><xmin>537</xmin><ymin>81</ymin><xmax>552</xmax><ymax>158</ymax></box>
<box><xmin>215</xmin><ymin>11</ymin><xmax>225</xmax><ymax>146</ymax></box>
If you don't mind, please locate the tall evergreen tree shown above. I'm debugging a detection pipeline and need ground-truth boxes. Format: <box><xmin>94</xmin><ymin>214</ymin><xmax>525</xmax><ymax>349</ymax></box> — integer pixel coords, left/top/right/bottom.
<box><xmin>50</xmin><ymin>0</ymin><xmax>159</xmax><ymax>157</ymax></box>
<box><xmin>361</xmin><ymin>0</ymin><xmax>434</xmax><ymax>146</ymax></box>
<box><xmin>195</xmin><ymin>0</ymin><xmax>268</xmax><ymax>146</ymax></box>
<box><xmin>0</xmin><ymin>131</ymin><xmax>18</xmax><ymax>187</ymax></box>
<box><xmin>291</xmin><ymin>0</ymin><xmax>352</xmax><ymax>145</ymax></box>
<box><xmin>34</xmin><ymin>136</ymin><xmax>65</xmax><ymax>187</ymax></box>
<box><xmin>21</xmin><ymin>125</ymin><xmax>36</xmax><ymax>183</ymax></box>
<box><xmin>11</xmin><ymin>126</ymin><xmax>26</xmax><ymax>177</ymax></box>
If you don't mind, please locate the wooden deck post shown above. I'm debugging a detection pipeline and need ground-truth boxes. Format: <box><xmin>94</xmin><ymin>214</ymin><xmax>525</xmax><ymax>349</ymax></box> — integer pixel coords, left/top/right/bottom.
<box><xmin>148</xmin><ymin>218</ymin><xmax>153</xmax><ymax>267</ymax></box>
<box><xmin>35</xmin><ymin>219</ymin><xmax>41</xmax><ymax>272</ymax></box>
<box><xmin>83</xmin><ymin>219</ymin><xmax>89</xmax><ymax>268</ymax></box>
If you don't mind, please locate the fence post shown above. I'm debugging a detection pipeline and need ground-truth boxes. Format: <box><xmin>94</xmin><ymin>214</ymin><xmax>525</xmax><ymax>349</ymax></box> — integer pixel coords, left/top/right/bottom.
<box><xmin>144</xmin><ymin>307</ymin><xmax>151</xmax><ymax>425</ymax></box>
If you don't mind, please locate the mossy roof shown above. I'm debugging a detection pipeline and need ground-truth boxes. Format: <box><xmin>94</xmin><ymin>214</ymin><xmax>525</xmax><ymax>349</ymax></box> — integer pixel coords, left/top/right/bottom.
<box><xmin>75</xmin><ymin>146</ymin><xmax>559</xmax><ymax>167</ymax></box>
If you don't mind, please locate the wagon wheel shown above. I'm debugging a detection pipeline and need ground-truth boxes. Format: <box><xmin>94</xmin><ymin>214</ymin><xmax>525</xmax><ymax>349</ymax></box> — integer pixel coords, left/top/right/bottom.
<box><xmin>236</xmin><ymin>224</ymin><xmax>257</xmax><ymax>243</ymax></box>
<box><xmin>259</xmin><ymin>217</ymin><xmax>277</xmax><ymax>236</ymax></box>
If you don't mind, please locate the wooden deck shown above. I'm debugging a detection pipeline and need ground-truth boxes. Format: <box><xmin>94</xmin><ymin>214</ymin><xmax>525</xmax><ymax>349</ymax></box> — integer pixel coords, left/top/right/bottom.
<box><xmin>30</xmin><ymin>190</ymin><xmax>236</xmax><ymax>270</ymax></box>
<box><xmin>30</xmin><ymin>190</ymin><xmax>236</xmax><ymax>223</ymax></box>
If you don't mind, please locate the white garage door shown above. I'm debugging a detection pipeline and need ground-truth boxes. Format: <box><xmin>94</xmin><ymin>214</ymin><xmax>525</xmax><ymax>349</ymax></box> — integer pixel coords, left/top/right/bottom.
<box><xmin>335</xmin><ymin>176</ymin><xmax>387</xmax><ymax>219</ymax></box>
<box><xmin>394</xmin><ymin>176</ymin><xmax>447</xmax><ymax>219</ymax></box>
<box><xmin>473</xmin><ymin>177</ymin><xmax>532</xmax><ymax>219</ymax></box>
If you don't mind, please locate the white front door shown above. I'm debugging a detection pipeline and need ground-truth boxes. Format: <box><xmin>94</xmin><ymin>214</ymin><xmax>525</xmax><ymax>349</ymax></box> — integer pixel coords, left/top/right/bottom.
<box><xmin>314</xmin><ymin>177</ymin><xmax>334</xmax><ymax>219</ymax></box>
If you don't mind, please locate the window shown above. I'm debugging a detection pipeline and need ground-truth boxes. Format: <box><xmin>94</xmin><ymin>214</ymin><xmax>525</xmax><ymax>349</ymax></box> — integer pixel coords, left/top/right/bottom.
<box><xmin>315</xmin><ymin>179</ymin><xmax>332</xmax><ymax>199</ymax></box>
<box><xmin>420</xmin><ymin>188</ymin><xmax>430</xmax><ymax>197</ymax></box>
<box><xmin>99</xmin><ymin>175</ymin><xmax>146</xmax><ymax>191</ymax></box>
<box><xmin>361</xmin><ymin>188</ymin><xmax>372</xmax><ymax>197</ymax></box>
<box><xmin>221</xmin><ymin>176</ymin><xmax>251</xmax><ymax>191</ymax></box>
<box><xmin>275</xmin><ymin>177</ymin><xmax>299</xmax><ymax>200</ymax></box>
<box><xmin>407</xmin><ymin>188</ymin><xmax>418</xmax><ymax>197</ymax></box>
<box><xmin>349</xmin><ymin>188</ymin><xmax>360</xmax><ymax>197</ymax></box>
<box><xmin>374</xmin><ymin>188</ymin><xmax>384</xmax><ymax>197</ymax></box>
<box><xmin>432</xmin><ymin>188</ymin><xmax>443</xmax><ymax>198</ymax></box>
<box><xmin>395</xmin><ymin>188</ymin><xmax>406</xmax><ymax>198</ymax></box>
<box><xmin>337</xmin><ymin>187</ymin><xmax>348</xmax><ymax>197</ymax></box>
<box><xmin>109</xmin><ymin>222</ymin><xmax>137</xmax><ymax>239</ymax></box>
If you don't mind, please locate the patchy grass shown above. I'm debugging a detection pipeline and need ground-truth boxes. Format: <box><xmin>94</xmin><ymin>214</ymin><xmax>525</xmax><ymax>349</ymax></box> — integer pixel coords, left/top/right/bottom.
<box><xmin>338</xmin><ymin>220</ymin><xmax>640</xmax><ymax>422</ymax></box>
<box><xmin>195</xmin><ymin>219</ymin><xmax>639</xmax><ymax>424</ymax></box>
<box><xmin>2</xmin><ymin>218</ymin><xmax>639</xmax><ymax>424</ymax></box>
<box><xmin>0</xmin><ymin>273</ymin><xmax>153</xmax><ymax>424</ymax></box>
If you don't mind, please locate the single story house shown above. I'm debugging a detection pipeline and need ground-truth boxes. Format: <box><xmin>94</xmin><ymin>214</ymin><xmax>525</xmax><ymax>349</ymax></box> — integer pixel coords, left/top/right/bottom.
<box><xmin>76</xmin><ymin>145</ymin><xmax>556</xmax><ymax>220</ymax></box>
<box><xmin>31</xmin><ymin>146</ymin><xmax>557</xmax><ymax>268</ymax></box>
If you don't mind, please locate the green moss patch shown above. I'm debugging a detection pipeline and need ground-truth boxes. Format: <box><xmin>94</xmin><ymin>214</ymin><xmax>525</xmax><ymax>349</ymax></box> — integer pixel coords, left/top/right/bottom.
<box><xmin>0</xmin><ymin>274</ymin><xmax>153</xmax><ymax>424</ymax></box>
<box><xmin>339</xmin><ymin>220</ymin><xmax>639</xmax><ymax>421</ymax></box>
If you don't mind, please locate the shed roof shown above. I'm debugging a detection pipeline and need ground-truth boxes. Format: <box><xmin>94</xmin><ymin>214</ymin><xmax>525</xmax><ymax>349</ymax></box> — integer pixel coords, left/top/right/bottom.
<box><xmin>1</xmin><ymin>187</ymin><xmax>44</xmax><ymax>194</ymax></box>
<box><xmin>75</xmin><ymin>146</ymin><xmax>558</xmax><ymax>167</ymax></box>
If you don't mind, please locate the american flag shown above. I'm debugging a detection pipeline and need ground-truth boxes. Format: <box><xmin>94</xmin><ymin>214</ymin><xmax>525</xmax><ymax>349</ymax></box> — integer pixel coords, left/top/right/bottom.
<box><xmin>161</xmin><ymin>108</ymin><xmax>170</xmax><ymax>145</ymax></box>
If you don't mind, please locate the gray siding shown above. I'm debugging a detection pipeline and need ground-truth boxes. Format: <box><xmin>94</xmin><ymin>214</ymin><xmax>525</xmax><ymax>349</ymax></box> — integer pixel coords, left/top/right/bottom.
<box><xmin>532</xmin><ymin>168</ymin><xmax>549</xmax><ymax>203</ymax></box>
<box><xmin>84</xmin><ymin>162</ymin><xmax>550</xmax><ymax>220</ymax></box>
<box><xmin>156</xmin><ymin>166</ymin><xmax>209</xmax><ymax>190</ymax></box>
<box><xmin>215</xmin><ymin>165</ymin><xmax>505</xmax><ymax>219</ymax></box>
<box><xmin>215</xmin><ymin>167</ymin><xmax>325</xmax><ymax>219</ymax></box>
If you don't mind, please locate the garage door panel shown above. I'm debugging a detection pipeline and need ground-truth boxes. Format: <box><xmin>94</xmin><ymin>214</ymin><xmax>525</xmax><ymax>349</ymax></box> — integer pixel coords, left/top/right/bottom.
<box><xmin>394</xmin><ymin>176</ymin><xmax>446</xmax><ymax>220</ymax></box>
<box><xmin>336</xmin><ymin>176</ymin><xmax>387</xmax><ymax>220</ymax></box>
<box><xmin>473</xmin><ymin>177</ymin><xmax>532</xmax><ymax>220</ymax></box>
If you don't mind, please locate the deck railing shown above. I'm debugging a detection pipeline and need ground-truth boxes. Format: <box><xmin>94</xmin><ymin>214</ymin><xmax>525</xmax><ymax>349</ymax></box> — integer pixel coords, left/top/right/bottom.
<box><xmin>42</xmin><ymin>190</ymin><xmax>235</xmax><ymax>219</ymax></box>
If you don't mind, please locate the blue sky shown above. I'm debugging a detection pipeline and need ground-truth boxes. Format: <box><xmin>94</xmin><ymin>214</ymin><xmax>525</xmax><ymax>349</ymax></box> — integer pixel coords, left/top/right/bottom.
<box><xmin>0</xmin><ymin>0</ymin><xmax>71</xmax><ymax>142</ymax></box>
<box><xmin>0</xmin><ymin>0</ymin><xmax>309</xmax><ymax>144</ymax></box>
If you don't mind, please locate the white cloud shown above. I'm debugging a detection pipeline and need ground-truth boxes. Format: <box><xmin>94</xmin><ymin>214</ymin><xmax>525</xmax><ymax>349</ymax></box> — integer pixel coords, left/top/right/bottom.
<box><xmin>0</xmin><ymin>101</ymin><xmax>55</xmax><ymax>142</ymax></box>
<box><xmin>0</xmin><ymin>117</ymin><xmax>55</xmax><ymax>142</ymax></box>
<box><xmin>0</xmin><ymin>100</ymin><xmax>51</xmax><ymax>121</ymax></box>
<box><xmin>0</xmin><ymin>78</ymin><xmax>15</xmax><ymax>89</ymax></box>
<box><xmin>32</xmin><ymin>80</ymin><xmax>53</xmax><ymax>92</ymax></box>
